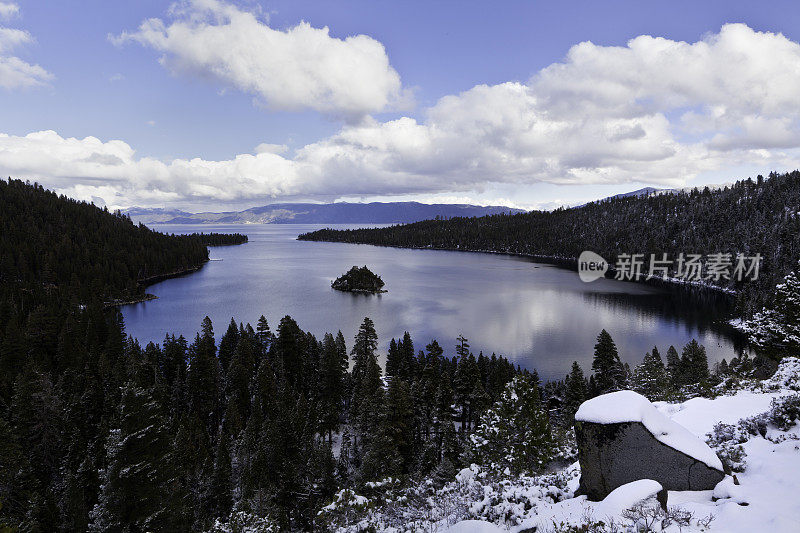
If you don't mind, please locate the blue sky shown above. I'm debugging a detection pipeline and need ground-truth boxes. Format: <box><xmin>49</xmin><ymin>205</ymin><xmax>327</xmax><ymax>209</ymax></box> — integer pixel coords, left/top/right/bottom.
<box><xmin>2</xmin><ymin>0</ymin><xmax>800</xmax><ymax>210</ymax></box>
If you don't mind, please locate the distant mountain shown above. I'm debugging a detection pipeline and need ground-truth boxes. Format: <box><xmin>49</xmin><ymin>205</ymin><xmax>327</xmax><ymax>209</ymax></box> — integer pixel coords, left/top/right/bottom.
<box><xmin>125</xmin><ymin>202</ymin><xmax>526</xmax><ymax>225</ymax></box>
<box><xmin>605</xmin><ymin>186</ymin><xmax>663</xmax><ymax>200</ymax></box>
<box><xmin>574</xmin><ymin>187</ymin><xmax>663</xmax><ymax>207</ymax></box>
<box><xmin>593</xmin><ymin>184</ymin><xmax>737</xmax><ymax>205</ymax></box>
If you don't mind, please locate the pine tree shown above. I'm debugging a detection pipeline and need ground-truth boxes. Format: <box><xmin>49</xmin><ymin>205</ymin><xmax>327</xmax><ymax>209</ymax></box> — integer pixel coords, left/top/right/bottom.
<box><xmin>679</xmin><ymin>339</ymin><xmax>710</xmax><ymax>385</ymax></box>
<box><xmin>745</xmin><ymin>260</ymin><xmax>800</xmax><ymax>359</ymax></box>
<box><xmin>350</xmin><ymin>317</ymin><xmax>381</xmax><ymax>433</ymax></box>
<box><xmin>274</xmin><ymin>316</ymin><xmax>306</xmax><ymax>390</ymax></box>
<box><xmin>224</xmin><ymin>333</ymin><xmax>257</xmax><ymax>436</ymax></box>
<box><xmin>587</xmin><ymin>375</ymin><xmax>600</xmax><ymax>398</ymax></box>
<box><xmin>385</xmin><ymin>338</ymin><xmax>400</xmax><ymax>378</ymax></box>
<box><xmin>398</xmin><ymin>331</ymin><xmax>415</xmax><ymax>382</ymax></box>
<box><xmin>217</xmin><ymin>318</ymin><xmax>240</xmax><ymax>375</ymax></box>
<box><xmin>630</xmin><ymin>347</ymin><xmax>670</xmax><ymax>401</ymax></box>
<box><xmin>455</xmin><ymin>334</ymin><xmax>470</xmax><ymax>359</ymax></box>
<box><xmin>563</xmin><ymin>361</ymin><xmax>588</xmax><ymax>422</ymax></box>
<box><xmin>0</xmin><ymin>316</ymin><xmax>25</xmax><ymax>404</ymax></box>
<box><xmin>381</xmin><ymin>378</ymin><xmax>414</xmax><ymax>472</ymax></box>
<box><xmin>336</xmin><ymin>428</ymin><xmax>355</xmax><ymax>483</ymax></box>
<box><xmin>319</xmin><ymin>333</ymin><xmax>346</xmax><ymax>442</ymax></box>
<box><xmin>666</xmin><ymin>345</ymin><xmax>681</xmax><ymax>386</ymax></box>
<box><xmin>209</xmin><ymin>430</ymin><xmax>233</xmax><ymax>520</ymax></box>
<box><xmin>89</xmin><ymin>383</ymin><xmax>185</xmax><ymax>531</ymax></box>
<box><xmin>470</xmin><ymin>375</ymin><xmax>552</xmax><ymax>475</ymax></box>
<box><xmin>431</xmin><ymin>457</ymin><xmax>457</xmax><ymax>489</ymax></box>
<box><xmin>351</xmin><ymin>318</ymin><xmax>378</xmax><ymax>374</ymax></box>
<box><xmin>591</xmin><ymin>329</ymin><xmax>625</xmax><ymax>393</ymax></box>
<box><xmin>0</xmin><ymin>417</ymin><xmax>35</xmax><ymax>528</ymax></box>
<box><xmin>187</xmin><ymin>319</ymin><xmax>221</xmax><ymax>436</ymax></box>
<box><xmin>256</xmin><ymin>315</ymin><xmax>272</xmax><ymax>352</ymax></box>
<box><xmin>360</xmin><ymin>378</ymin><xmax>413</xmax><ymax>481</ymax></box>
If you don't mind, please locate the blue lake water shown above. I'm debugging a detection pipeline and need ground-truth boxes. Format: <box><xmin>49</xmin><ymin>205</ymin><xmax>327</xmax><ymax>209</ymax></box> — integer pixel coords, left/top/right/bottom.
<box><xmin>122</xmin><ymin>224</ymin><xmax>745</xmax><ymax>381</ymax></box>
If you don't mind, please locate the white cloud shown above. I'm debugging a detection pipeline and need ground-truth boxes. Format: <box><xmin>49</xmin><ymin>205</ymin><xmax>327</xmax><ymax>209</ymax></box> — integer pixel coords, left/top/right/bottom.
<box><xmin>3</xmin><ymin>24</ymin><xmax>800</xmax><ymax>208</ymax></box>
<box><xmin>0</xmin><ymin>130</ymin><xmax>308</xmax><ymax>207</ymax></box>
<box><xmin>291</xmin><ymin>23</ymin><xmax>800</xmax><ymax>189</ymax></box>
<box><xmin>254</xmin><ymin>143</ymin><xmax>288</xmax><ymax>155</ymax></box>
<box><xmin>0</xmin><ymin>7</ymin><xmax>53</xmax><ymax>89</ymax></box>
<box><xmin>0</xmin><ymin>2</ymin><xmax>18</xmax><ymax>20</ymax></box>
<box><xmin>0</xmin><ymin>27</ymin><xmax>27</xmax><ymax>52</ymax></box>
<box><xmin>112</xmin><ymin>0</ymin><xmax>410</xmax><ymax>119</ymax></box>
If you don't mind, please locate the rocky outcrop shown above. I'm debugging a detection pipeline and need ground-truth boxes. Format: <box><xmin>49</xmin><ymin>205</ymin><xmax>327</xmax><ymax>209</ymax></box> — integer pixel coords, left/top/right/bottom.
<box><xmin>574</xmin><ymin>391</ymin><xmax>725</xmax><ymax>501</ymax></box>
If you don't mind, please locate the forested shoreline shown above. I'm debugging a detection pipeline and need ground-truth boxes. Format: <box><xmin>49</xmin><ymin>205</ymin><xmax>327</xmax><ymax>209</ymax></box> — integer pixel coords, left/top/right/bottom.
<box><xmin>299</xmin><ymin>171</ymin><xmax>800</xmax><ymax>316</ymax></box>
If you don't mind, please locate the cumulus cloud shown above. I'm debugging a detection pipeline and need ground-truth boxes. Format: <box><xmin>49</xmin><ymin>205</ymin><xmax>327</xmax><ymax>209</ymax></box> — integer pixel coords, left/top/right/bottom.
<box><xmin>0</xmin><ymin>5</ymin><xmax>53</xmax><ymax>89</ymax></box>
<box><xmin>0</xmin><ymin>130</ymin><xmax>306</xmax><ymax>207</ymax></box>
<box><xmin>0</xmin><ymin>2</ymin><xmax>18</xmax><ymax>19</ymax></box>
<box><xmin>112</xmin><ymin>0</ymin><xmax>410</xmax><ymax>118</ymax></box>
<box><xmin>3</xmin><ymin>24</ymin><xmax>800</xmax><ymax>208</ymax></box>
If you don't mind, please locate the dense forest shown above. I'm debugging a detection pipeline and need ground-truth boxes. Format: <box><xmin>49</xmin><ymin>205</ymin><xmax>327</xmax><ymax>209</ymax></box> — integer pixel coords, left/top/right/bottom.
<box><xmin>0</xmin><ymin>179</ymin><xmax>246</xmax><ymax>312</ymax></box>
<box><xmin>300</xmin><ymin>171</ymin><xmax>800</xmax><ymax>315</ymax></box>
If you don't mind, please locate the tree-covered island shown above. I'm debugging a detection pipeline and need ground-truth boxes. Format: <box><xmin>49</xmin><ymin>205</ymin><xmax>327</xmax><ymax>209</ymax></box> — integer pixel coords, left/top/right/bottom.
<box><xmin>331</xmin><ymin>265</ymin><xmax>386</xmax><ymax>293</ymax></box>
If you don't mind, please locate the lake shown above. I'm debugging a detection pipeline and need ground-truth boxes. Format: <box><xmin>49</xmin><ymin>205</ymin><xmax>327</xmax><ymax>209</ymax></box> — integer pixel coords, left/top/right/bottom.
<box><xmin>122</xmin><ymin>224</ymin><xmax>747</xmax><ymax>381</ymax></box>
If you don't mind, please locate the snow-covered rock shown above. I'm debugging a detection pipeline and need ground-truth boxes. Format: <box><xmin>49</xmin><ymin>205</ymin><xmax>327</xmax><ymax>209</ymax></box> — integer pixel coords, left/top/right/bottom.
<box><xmin>575</xmin><ymin>390</ymin><xmax>725</xmax><ymax>500</ymax></box>
<box><xmin>576</xmin><ymin>390</ymin><xmax>723</xmax><ymax>470</ymax></box>
<box><xmin>597</xmin><ymin>479</ymin><xmax>664</xmax><ymax>516</ymax></box>
<box><xmin>712</xmin><ymin>476</ymin><xmax>747</xmax><ymax>505</ymax></box>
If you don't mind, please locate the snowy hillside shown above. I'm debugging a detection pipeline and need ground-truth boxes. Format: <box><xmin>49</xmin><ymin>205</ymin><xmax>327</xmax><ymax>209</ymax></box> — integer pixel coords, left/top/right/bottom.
<box><xmin>327</xmin><ymin>358</ymin><xmax>800</xmax><ymax>533</ymax></box>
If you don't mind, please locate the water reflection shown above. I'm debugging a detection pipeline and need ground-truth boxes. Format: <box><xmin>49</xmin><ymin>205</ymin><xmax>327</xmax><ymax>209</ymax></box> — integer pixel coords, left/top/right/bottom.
<box><xmin>122</xmin><ymin>224</ymin><xmax>747</xmax><ymax>381</ymax></box>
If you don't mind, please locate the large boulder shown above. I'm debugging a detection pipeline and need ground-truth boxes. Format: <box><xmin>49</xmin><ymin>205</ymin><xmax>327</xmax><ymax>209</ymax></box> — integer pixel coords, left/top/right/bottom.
<box><xmin>574</xmin><ymin>391</ymin><xmax>725</xmax><ymax>501</ymax></box>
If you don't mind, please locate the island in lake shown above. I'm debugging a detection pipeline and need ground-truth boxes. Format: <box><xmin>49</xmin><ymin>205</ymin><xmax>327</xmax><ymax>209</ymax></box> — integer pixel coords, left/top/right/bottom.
<box><xmin>332</xmin><ymin>265</ymin><xmax>386</xmax><ymax>293</ymax></box>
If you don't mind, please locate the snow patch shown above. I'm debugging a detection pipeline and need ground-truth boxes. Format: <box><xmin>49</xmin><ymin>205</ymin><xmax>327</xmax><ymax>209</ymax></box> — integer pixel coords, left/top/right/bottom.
<box><xmin>656</xmin><ymin>391</ymin><xmax>785</xmax><ymax>436</ymax></box>
<box><xmin>713</xmin><ymin>477</ymin><xmax>747</xmax><ymax>505</ymax></box>
<box><xmin>597</xmin><ymin>479</ymin><xmax>663</xmax><ymax>516</ymax></box>
<box><xmin>456</xmin><ymin>465</ymin><xmax>479</xmax><ymax>484</ymax></box>
<box><xmin>446</xmin><ymin>519</ymin><xmax>506</xmax><ymax>532</ymax></box>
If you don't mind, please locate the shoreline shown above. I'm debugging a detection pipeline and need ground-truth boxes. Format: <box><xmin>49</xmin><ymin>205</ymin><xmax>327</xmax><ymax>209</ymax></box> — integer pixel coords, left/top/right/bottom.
<box><xmin>301</xmin><ymin>238</ymin><xmax>739</xmax><ymax>300</ymax></box>
<box><xmin>137</xmin><ymin>261</ymin><xmax>208</xmax><ymax>287</ymax></box>
<box><xmin>114</xmin><ymin>238</ymin><xmax>247</xmax><ymax>308</ymax></box>
<box><xmin>104</xmin><ymin>293</ymin><xmax>158</xmax><ymax>308</ymax></box>
<box><xmin>109</xmin><ymin>260</ymin><xmax>211</xmax><ymax>308</ymax></box>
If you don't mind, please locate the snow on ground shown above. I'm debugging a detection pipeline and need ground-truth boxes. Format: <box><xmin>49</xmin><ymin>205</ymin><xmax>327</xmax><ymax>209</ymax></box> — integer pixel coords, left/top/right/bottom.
<box><xmin>655</xmin><ymin>390</ymin><xmax>785</xmax><ymax>436</ymax></box>
<box><xmin>511</xmin><ymin>424</ymin><xmax>800</xmax><ymax>532</ymax></box>
<box><xmin>674</xmin><ymin>426</ymin><xmax>800</xmax><ymax>532</ymax></box>
<box><xmin>344</xmin><ymin>359</ymin><xmax>800</xmax><ymax>533</ymax></box>
<box><xmin>514</xmin><ymin>385</ymin><xmax>800</xmax><ymax>533</ymax></box>
<box><xmin>446</xmin><ymin>520</ymin><xmax>505</xmax><ymax>533</ymax></box>
<box><xmin>576</xmin><ymin>390</ymin><xmax>723</xmax><ymax>470</ymax></box>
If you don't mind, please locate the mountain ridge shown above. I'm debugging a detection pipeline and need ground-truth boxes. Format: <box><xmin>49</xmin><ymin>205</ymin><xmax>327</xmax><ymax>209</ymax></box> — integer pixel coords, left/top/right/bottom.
<box><xmin>125</xmin><ymin>201</ymin><xmax>525</xmax><ymax>225</ymax></box>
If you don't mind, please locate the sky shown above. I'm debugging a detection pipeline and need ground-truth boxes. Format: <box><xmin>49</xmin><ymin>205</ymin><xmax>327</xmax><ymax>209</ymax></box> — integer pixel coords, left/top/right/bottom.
<box><xmin>2</xmin><ymin>0</ymin><xmax>800</xmax><ymax>211</ymax></box>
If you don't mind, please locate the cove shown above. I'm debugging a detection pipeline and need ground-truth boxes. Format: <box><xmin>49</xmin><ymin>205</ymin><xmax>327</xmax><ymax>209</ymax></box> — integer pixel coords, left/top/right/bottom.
<box><xmin>122</xmin><ymin>224</ymin><xmax>747</xmax><ymax>381</ymax></box>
